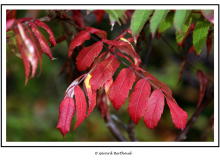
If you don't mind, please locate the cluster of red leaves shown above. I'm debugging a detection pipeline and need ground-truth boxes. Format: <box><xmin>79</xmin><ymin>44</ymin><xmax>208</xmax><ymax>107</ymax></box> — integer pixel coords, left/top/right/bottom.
<box><xmin>57</xmin><ymin>26</ymin><xmax>188</xmax><ymax>139</ymax></box>
<box><xmin>7</xmin><ymin>11</ymin><xmax>56</xmax><ymax>85</ymax></box>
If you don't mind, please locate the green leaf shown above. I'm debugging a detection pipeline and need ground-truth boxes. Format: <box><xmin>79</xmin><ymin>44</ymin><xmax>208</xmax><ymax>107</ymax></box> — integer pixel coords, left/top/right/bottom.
<box><xmin>193</xmin><ymin>16</ymin><xmax>210</xmax><ymax>56</ymax></box>
<box><xmin>158</xmin><ymin>11</ymin><xmax>174</xmax><ymax>34</ymax></box>
<box><xmin>8</xmin><ymin>36</ymin><xmax>21</xmax><ymax>58</ymax></box>
<box><xmin>105</xmin><ymin>10</ymin><xmax>126</xmax><ymax>30</ymax></box>
<box><xmin>174</xmin><ymin>10</ymin><xmax>191</xmax><ymax>34</ymax></box>
<box><xmin>130</xmin><ymin>10</ymin><xmax>153</xmax><ymax>42</ymax></box>
<box><xmin>6</xmin><ymin>30</ymin><xmax>14</xmax><ymax>38</ymax></box>
<box><xmin>176</xmin><ymin>15</ymin><xmax>192</xmax><ymax>45</ymax></box>
<box><xmin>150</xmin><ymin>10</ymin><xmax>169</xmax><ymax>37</ymax></box>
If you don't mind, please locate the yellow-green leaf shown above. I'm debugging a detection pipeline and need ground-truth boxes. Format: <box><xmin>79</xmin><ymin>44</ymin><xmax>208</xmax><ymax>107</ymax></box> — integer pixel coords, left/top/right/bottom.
<box><xmin>158</xmin><ymin>11</ymin><xmax>174</xmax><ymax>34</ymax></box>
<box><xmin>174</xmin><ymin>10</ymin><xmax>191</xmax><ymax>34</ymax></box>
<box><xmin>105</xmin><ymin>10</ymin><xmax>126</xmax><ymax>30</ymax></box>
<box><xmin>8</xmin><ymin>36</ymin><xmax>21</xmax><ymax>58</ymax></box>
<box><xmin>130</xmin><ymin>10</ymin><xmax>153</xmax><ymax>42</ymax></box>
<box><xmin>150</xmin><ymin>10</ymin><xmax>169</xmax><ymax>37</ymax></box>
<box><xmin>193</xmin><ymin>16</ymin><xmax>210</xmax><ymax>57</ymax></box>
<box><xmin>176</xmin><ymin>15</ymin><xmax>192</xmax><ymax>46</ymax></box>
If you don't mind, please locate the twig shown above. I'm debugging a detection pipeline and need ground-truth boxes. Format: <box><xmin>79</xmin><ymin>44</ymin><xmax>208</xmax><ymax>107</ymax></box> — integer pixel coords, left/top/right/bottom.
<box><xmin>106</xmin><ymin>116</ymin><xmax>128</xmax><ymax>141</ymax></box>
<box><xmin>111</xmin><ymin>115</ymin><xmax>138</xmax><ymax>142</ymax></box>
<box><xmin>111</xmin><ymin>114</ymin><xmax>128</xmax><ymax>131</ymax></box>
<box><xmin>128</xmin><ymin>118</ymin><xmax>138</xmax><ymax>142</ymax></box>
<box><xmin>174</xmin><ymin>83</ymin><xmax>214</xmax><ymax>141</ymax></box>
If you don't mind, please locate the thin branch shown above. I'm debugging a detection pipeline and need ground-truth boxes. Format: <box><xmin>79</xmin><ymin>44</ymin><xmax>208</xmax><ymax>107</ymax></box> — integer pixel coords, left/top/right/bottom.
<box><xmin>106</xmin><ymin>117</ymin><xmax>128</xmax><ymax>141</ymax></box>
<box><xmin>174</xmin><ymin>83</ymin><xmax>214</xmax><ymax>141</ymax></box>
<box><xmin>128</xmin><ymin>118</ymin><xmax>138</xmax><ymax>142</ymax></box>
<box><xmin>111</xmin><ymin>114</ymin><xmax>128</xmax><ymax>131</ymax></box>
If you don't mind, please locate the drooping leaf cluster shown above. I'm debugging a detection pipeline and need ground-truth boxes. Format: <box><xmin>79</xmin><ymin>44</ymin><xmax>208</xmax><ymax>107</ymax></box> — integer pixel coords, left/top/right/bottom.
<box><xmin>129</xmin><ymin>9</ymin><xmax>213</xmax><ymax>57</ymax></box>
<box><xmin>6</xmin><ymin>10</ymin><xmax>56</xmax><ymax>85</ymax></box>
<box><xmin>57</xmin><ymin>25</ymin><xmax>188</xmax><ymax>139</ymax></box>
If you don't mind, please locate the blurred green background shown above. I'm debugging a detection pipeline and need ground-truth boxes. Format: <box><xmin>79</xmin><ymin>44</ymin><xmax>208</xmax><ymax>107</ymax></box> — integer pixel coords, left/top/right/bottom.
<box><xmin>6</xmin><ymin>10</ymin><xmax>214</xmax><ymax>142</ymax></box>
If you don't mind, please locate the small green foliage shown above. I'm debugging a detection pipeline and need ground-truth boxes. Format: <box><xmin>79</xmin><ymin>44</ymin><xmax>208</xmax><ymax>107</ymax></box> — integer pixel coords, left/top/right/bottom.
<box><xmin>6</xmin><ymin>30</ymin><xmax>15</xmax><ymax>38</ymax></box>
<box><xmin>174</xmin><ymin>10</ymin><xmax>191</xmax><ymax>34</ymax></box>
<box><xmin>130</xmin><ymin>10</ymin><xmax>153</xmax><ymax>42</ymax></box>
<box><xmin>8</xmin><ymin>36</ymin><xmax>21</xmax><ymax>58</ymax></box>
<box><xmin>158</xmin><ymin>11</ymin><xmax>174</xmax><ymax>34</ymax></box>
<box><xmin>150</xmin><ymin>10</ymin><xmax>169</xmax><ymax>37</ymax></box>
<box><xmin>176</xmin><ymin>15</ymin><xmax>192</xmax><ymax>45</ymax></box>
<box><xmin>105</xmin><ymin>10</ymin><xmax>126</xmax><ymax>29</ymax></box>
<box><xmin>193</xmin><ymin>16</ymin><xmax>210</xmax><ymax>56</ymax></box>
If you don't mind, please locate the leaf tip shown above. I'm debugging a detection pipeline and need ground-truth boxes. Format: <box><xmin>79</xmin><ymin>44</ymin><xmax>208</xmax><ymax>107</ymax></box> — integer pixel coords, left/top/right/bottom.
<box><xmin>52</xmin><ymin>57</ymin><xmax>58</xmax><ymax>60</ymax></box>
<box><xmin>134</xmin><ymin>37</ymin><xmax>137</xmax><ymax>44</ymax></box>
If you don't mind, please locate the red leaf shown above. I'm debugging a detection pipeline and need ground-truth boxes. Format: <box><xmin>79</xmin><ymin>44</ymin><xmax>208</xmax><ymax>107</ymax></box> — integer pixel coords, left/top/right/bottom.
<box><xmin>196</xmin><ymin>70</ymin><xmax>209</xmax><ymax>108</ymax></box>
<box><xmin>68</xmin><ymin>31</ymin><xmax>90</xmax><ymax>58</ymax></box>
<box><xmin>104</xmin><ymin>77</ymin><xmax>113</xmax><ymax>96</ymax></box>
<box><xmin>72</xmin><ymin>10</ymin><xmax>85</xmax><ymax>29</ymax></box>
<box><xmin>15</xmin><ymin>31</ymin><xmax>30</xmax><ymax>85</ymax></box>
<box><xmin>89</xmin><ymin>55</ymin><xmax>120</xmax><ymax>92</ymax></box>
<box><xmin>187</xmin><ymin>45</ymin><xmax>197</xmax><ymax>56</ymax></box>
<box><xmin>116</xmin><ymin>52</ymin><xmax>134</xmax><ymax>64</ymax></box>
<box><xmin>16</xmin><ymin>17</ymin><xmax>33</xmax><ymax>23</ymax></box>
<box><xmin>76</xmin><ymin>41</ymin><xmax>103</xmax><ymax>71</ymax></box>
<box><xmin>90</xmin><ymin>50</ymin><xmax>111</xmax><ymax>68</ymax></box>
<box><xmin>98</xmin><ymin>93</ymin><xmax>108</xmax><ymax>119</ymax></box>
<box><xmin>133</xmin><ymin>65</ymin><xmax>172</xmax><ymax>95</ymax></box>
<box><xmin>206</xmin><ymin>31</ymin><xmax>212</xmax><ymax>57</ymax></box>
<box><xmin>102</xmin><ymin>38</ymin><xmax>141</xmax><ymax>66</ymax></box>
<box><xmin>177</xmin><ymin>57</ymin><xmax>186</xmax><ymax>85</ymax></box>
<box><xmin>109</xmin><ymin>68</ymin><xmax>136</xmax><ymax>111</ymax></box>
<box><xmin>6</xmin><ymin>10</ymin><xmax>16</xmax><ymax>21</ymax></box>
<box><xmin>86</xmin><ymin>26</ymin><xmax>107</xmax><ymax>39</ymax></box>
<box><xmin>125</xmin><ymin>10</ymin><xmax>134</xmax><ymax>19</ymax></box>
<box><xmin>28</xmin><ymin>21</ymin><xmax>54</xmax><ymax>60</ymax></box>
<box><xmin>166</xmin><ymin>98</ymin><xmax>188</xmax><ymax>130</ymax></box>
<box><xmin>144</xmin><ymin>89</ymin><xmax>164</xmax><ymax>129</ymax></box>
<box><xmin>56</xmin><ymin>35</ymin><xmax>66</xmax><ymax>43</ymax></box>
<box><xmin>128</xmin><ymin>79</ymin><xmax>151</xmax><ymax>124</ymax></box>
<box><xmin>72</xmin><ymin>85</ymin><xmax>87</xmax><ymax>131</ymax></box>
<box><xmin>64</xmin><ymin>74</ymin><xmax>85</xmax><ymax>99</ymax></box>
<box><xmin>57</xmin><ymin>97</ymin><xmax>75</xmax><ymax>139</ymax></box>
<box><xmin>35</xmin><ymin>19</ymin><xmax>56</xmax><ymax>47</ymax></box>
<box><xmin>94</xmin><ymin>10</ymin><xmax>105</xmax><ymax>24</ymax></box>
<box><xmin>14</xmin><ymin>23</ymin><xmax>38</xmax><ymax>84</ymax></box>
<box><xmin>23</xmin><ymin>25</ymin><xmax>43</xmax><ymax>76</ymax></box>
<box><xmin>117</xmin><ymin>29</ymin><xmax>133</xmax><ymax>39</ymax></box>
<box><xmin>84</xmin><ymin>74</ymin><xmax>97</xmax><ymax>117</ymax></box>
<box><xmin>149</xmin><ymin>78</ymin><xmax>172</xmax><ymax>96</ymax></box>
<box><xmin>6</xmin><ymin>19</ymin><xmax>15</xmax><ymax>32</ymax></box>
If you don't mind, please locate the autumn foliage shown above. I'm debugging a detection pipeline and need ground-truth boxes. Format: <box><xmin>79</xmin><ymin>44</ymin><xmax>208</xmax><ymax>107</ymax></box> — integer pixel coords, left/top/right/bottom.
<box><xmin>6</xmin><ymin>9</ymin><xmax>214</xmax><ymax>140</ymax></box>
<box><xmin>57</xmin><ymin>26</ymin><xmax>188</xmax><ymax>139</ymax></box>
